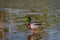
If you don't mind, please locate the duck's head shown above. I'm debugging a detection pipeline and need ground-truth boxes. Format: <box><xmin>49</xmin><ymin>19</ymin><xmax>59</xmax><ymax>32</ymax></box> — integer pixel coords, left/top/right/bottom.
<box><xmin>24</xmin><ymin>16</ymin><xmax>32</xmax><ymax>22</ymax></box>
<box><xmin>24</xmin><ymin>16</ymin><xmax>32</xmax><ymax>29</ymax></box>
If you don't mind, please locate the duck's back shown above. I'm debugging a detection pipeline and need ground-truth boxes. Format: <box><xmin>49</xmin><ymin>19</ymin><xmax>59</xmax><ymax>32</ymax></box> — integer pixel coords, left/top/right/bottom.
<box><xmin>30</xmin><ymin>23</ymin><xmax>42</xmax><ymax>29</ymax></box>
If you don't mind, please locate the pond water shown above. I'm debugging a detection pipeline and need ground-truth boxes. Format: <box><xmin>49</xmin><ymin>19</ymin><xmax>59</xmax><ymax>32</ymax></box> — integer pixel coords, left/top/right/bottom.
<box><xmin>0</xmin><ymin>8</ymin><xmax>60</xmax><ymax>40</ymax></box>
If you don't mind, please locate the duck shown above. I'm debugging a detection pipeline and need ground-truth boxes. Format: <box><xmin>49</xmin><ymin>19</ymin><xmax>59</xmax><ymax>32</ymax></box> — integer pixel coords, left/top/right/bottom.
<box><xmin>24</xmin><ymin>16</ymin><xmax>45</xmax><ymax>33</ymax></box>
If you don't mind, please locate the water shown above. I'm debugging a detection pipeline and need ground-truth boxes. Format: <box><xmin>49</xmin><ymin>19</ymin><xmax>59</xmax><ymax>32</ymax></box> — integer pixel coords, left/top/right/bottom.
<box><xmin>0</xmin><ymin>8</ymin><xmax>60</xmax><ymax>40</ymax></box>
<box><xmin>6</xmin><ymin>31</ymin><xmax>27</xmax><ymax>40</ymax></box>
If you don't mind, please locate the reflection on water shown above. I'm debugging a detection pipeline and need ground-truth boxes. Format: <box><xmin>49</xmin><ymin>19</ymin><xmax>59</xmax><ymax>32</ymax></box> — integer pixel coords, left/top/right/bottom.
<box><xmin>27</xmin><ymin>33</ymin><xmax>42</xmax><ymax>40</ymax></box>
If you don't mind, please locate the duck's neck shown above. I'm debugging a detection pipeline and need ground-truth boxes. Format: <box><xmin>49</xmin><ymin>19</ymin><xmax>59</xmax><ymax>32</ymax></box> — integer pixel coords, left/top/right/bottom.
<box><xmin>27</xmin><ymin>22</ymin><xmax>30</xmax><ymax>26</ymax></box>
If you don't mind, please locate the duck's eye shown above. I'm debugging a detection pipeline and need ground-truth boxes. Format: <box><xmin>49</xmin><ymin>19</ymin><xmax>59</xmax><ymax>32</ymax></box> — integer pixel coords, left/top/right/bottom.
<box><xmin>27</xmin><ymin>23</ymin><xmax>30</xmax><ymax>26</ymax></box>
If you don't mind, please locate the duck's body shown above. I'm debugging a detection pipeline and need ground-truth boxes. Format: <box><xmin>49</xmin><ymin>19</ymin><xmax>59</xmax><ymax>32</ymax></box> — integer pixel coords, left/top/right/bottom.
<box><xmin>24</xmin><ymin>16</ymin><xmax>45</xmax><ymax>33</ymax></box>
<box><xmin>30</xmin><ymin>22</ymin><xmax>41</xmax><ymax>29</ymax></box>
<box><xmin>27</xmin><ymin>22</ymin><xmax>45</xmax><ymax>29</ymax></box>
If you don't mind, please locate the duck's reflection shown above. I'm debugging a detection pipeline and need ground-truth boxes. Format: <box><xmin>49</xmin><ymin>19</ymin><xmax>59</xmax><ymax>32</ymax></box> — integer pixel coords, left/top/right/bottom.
<box><xmin>27</xmin><ymin>30</ymin><xmax>47</xmax><ymax>40</ymax></box>
<box><xmin>27</xmin><ymin>33</ymin><xmax>42</xmax><ymax>40</ymax></box>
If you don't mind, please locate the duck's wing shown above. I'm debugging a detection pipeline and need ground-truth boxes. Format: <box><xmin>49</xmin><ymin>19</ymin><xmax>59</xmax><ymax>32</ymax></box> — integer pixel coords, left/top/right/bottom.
<box><xmin>34</xmin><ymin>23</ymin><xmax>41</xmax><ymax>25</ymax></box>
